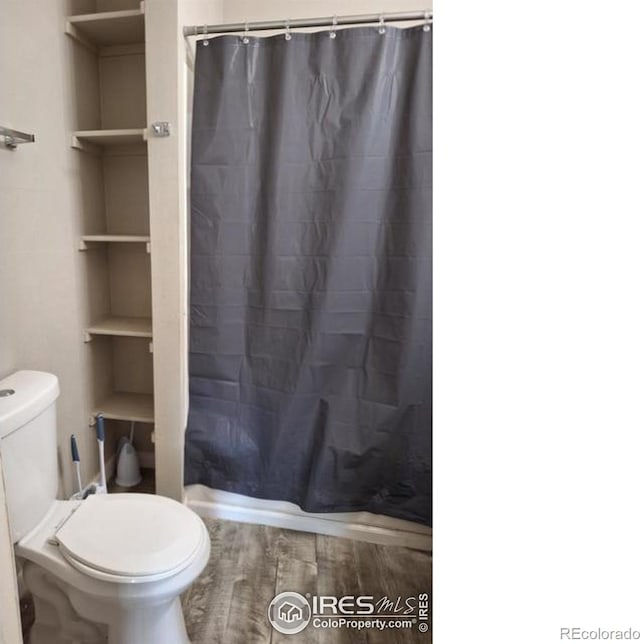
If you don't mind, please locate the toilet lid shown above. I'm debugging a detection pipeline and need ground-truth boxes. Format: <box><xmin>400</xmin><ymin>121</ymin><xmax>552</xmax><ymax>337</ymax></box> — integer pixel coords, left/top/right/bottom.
<box><xmin>55</xmin><ymin>494</ymin><xmax>204</xmax><ymax>579</ymax></box>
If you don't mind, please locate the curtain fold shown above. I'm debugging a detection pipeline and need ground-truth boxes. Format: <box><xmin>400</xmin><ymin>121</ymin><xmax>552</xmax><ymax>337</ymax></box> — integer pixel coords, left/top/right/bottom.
<box><xmin>185</xmin><ymin>25</ymin><xmax>432</xmax><ymax>525</ymax></box>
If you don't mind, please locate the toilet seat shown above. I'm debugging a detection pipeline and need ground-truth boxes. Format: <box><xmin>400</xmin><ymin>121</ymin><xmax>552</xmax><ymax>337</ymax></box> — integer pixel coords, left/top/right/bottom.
<box><xmin>55</xmin><ymin>494</ymin><xmax>205</xmax><ymax>583</ymax></box>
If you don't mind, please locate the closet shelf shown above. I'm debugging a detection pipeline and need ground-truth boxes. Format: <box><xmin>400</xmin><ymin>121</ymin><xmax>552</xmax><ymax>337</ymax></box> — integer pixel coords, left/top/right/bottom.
<box><xmin>94</xmin><ymin>392</ymin><xmax>154</xmax><ymax>425</ymax></box>
<box><xmin>66</xmin><ymin>6</ymin><xmax>145</xmax><ymax>49</ymax></box>
<box><xmin>85</xmin><ymin>316</ymin><xmax>152</xmax><ymax>340</ymax></box>
<box><xmin>72</xmin><ymin>129</ymin><xmax>147</xmax><ymax>153</ymax></box>
<box><xmin>79</xmin><ymin>235</ymin><xmax>150</xmax><ymax>252</ymax></box>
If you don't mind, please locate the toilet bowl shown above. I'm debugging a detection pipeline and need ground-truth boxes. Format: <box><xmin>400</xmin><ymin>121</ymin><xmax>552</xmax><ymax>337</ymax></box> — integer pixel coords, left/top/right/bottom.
<box><xmin>0</xmin><ymin>371</ymin><xmax>210</xmax><ymax>644</ymax></box>
<box><xmin>15</xmin><ymin>494</ymin><xmax>210</xmax><ymax>644</ymax></box>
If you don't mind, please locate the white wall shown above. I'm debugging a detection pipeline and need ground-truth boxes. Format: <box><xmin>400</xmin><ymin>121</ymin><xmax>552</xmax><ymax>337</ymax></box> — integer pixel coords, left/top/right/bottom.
<box><xmin>0</xmin><ymin>1</ymin><xmax>103</xmax><ymax>497</ymax></box>
<box><xmin>0</xmin><ymin>3</ymin><xmax>113</xmax><ymax>639</ymax></box>
<box><xmin>222</xmin><ymin>0</ymin><xmax>432</xmax><ymax>23</ymax></box>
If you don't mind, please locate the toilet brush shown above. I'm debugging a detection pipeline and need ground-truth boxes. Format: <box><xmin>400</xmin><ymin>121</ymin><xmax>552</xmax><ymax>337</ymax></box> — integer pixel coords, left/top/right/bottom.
<box><xmin>95</xmin><ymin>414</ymin><xmax>108</xmax><ymax>494</ymax></box>
<box><xmin>70</xmin><ymin>434</ymin><xmax>83</xmax><ymax>494</ymax></box>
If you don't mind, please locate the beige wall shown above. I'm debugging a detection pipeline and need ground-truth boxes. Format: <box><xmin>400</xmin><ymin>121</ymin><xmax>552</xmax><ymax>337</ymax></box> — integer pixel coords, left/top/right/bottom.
<box><xmin>0</xmin><ymin>1</ymin><xmax>107</xmax><ymax>499</ymax></box>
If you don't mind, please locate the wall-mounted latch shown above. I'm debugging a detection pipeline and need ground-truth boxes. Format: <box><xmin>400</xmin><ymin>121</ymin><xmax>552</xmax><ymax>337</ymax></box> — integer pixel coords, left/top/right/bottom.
<box><xmin>150</xmin><ymin>121</ymin><xmax>171</xmax><ymax>137</ymax></box>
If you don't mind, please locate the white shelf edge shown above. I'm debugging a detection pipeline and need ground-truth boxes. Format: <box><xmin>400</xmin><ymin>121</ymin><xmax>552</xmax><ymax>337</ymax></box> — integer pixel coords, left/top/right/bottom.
<box><xmin>85</xmin><ymin>316</ymin><xmax>152</xmax><ymax>340</ymax></box>
<box><xmin>71</xmin><ymin>129</ymin><xmax>147</xmax><ymax>153</ymax></box>
<box><xmin>79</xmin><ymin>235</ymin><xmax>151</xmax><ymax>251</ymax></box>
<box><xmin>68</xmin><ymin>8</ymin><xmax>144</xmax><ymax>26</ymax></box>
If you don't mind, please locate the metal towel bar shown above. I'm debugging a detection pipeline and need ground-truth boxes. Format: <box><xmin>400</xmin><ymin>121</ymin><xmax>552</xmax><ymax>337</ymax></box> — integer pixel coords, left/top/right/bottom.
<box><xmin>1</xmin><ymin>126</ymin><xmax>35</xmax><ymax>149</ymax></box>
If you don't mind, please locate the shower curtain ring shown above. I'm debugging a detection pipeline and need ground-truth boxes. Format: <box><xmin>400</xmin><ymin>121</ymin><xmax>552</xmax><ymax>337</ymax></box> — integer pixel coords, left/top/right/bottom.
<box><xmin>378</xmin><ymin>14</ymin><xmax>386</xmax><ymax>35</ymax></box>
<box><xmin>242</xmin><ymin>22</ymin><xmax>250</xmax><ymax>44</ymax></box>
<box><xmin>285</xmin><ymin>18</ymin><xmax>292</xmax><ymax>40</ymax></box>
<box><xmin>423</xmin><ymin>11</ymin><xmax>432</xmax><ymax>32</ymax></box>
<box><xmin>202</xmin><ymin>23</ymin><xmax>209</xmax><ymax>45</ymax></box>
<box><xmin>329</xmin><ymin>15</ymin><xmax>337</xmax><ymax>39</ymax></box>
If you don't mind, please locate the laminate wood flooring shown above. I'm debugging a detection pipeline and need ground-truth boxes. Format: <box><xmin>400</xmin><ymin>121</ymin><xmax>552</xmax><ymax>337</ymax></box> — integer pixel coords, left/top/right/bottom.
<box><xmin>182</xmin><ymin>518</ymin><xmax>432</xmax><ymax>644</ymax></box>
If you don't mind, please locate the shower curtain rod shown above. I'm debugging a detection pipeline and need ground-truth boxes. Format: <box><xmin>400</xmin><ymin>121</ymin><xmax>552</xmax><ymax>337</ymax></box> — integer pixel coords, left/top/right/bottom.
<box><xmin>183</xmin><ymin>10</ymin><xmax>432</xmax><ymax>37</ymax></box>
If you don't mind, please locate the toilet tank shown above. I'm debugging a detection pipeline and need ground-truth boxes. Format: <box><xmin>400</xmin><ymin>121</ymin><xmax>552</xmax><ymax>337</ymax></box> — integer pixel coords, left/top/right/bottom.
<box><xmin>0</xmin><ymin>371</ymin><xmax>60</xmax><ymax>543</ymax></box>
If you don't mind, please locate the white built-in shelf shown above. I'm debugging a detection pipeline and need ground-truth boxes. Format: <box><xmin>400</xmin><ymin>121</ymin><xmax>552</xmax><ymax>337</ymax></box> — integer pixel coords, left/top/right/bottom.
<box><xmin>94</xmin><ymin>392</ymin><xmax>154</xmax><ymax>424</ymax></box>
<box><xmin>66</xmin><ymin>6</ymin><xmax>145</xmax><ymax>49</ymax></box>
<box><xmin>72</xmin><ymin>129</ymin><xmax>147</xmax><ymax>153</ymax></box>
<box><xmin>86</xmin><ymin>316</ymin><xmax>152</xmax><ymax>340</ymax></box>
<box><xmin>79</xmin><ymin>235</ymin><xmax>150</xmax><ymax>252</ymax></box>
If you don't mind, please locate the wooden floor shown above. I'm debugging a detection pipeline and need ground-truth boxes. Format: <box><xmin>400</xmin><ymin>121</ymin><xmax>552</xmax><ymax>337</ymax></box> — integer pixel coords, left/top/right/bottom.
<box><xmin>182</xmin><ymin>518</ymin><xmax>432</xmax><ymax>644</ymax></box>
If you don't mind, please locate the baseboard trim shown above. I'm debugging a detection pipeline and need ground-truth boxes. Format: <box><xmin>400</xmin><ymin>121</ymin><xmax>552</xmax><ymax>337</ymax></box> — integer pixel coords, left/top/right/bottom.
<box><xmin>184</xmin><ymin>485</ymin><xmax>431</xmax><ymax>551</ymax></box>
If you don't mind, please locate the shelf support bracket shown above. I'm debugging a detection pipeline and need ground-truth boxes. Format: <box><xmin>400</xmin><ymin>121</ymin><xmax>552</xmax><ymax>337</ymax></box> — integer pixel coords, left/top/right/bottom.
<box><xmin>64</xmin><ymin>22</ymin><xmax>98</xmax><ymax>54</ymax></box>
<box><xmin>1</xmin><ymin>127</ymin><xmax>35</xmax><ymax>150</ymax></box>
<box><xmin>71</xmin><ymin>135</ymin><xmax>101</xmax><ymax>155</ymax></box>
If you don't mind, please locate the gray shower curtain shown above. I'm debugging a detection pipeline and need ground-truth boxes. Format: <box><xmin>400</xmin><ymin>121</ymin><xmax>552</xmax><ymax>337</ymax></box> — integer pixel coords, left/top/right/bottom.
<box><xmin>185</xmin><ymin>24</ymin><xmax>432</xmax><ymax>525</ymax></box>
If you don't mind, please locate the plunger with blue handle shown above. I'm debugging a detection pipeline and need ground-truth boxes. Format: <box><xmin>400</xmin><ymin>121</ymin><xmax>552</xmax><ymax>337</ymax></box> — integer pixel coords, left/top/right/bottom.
<box><xmin>70</xmin><ymin>434</ymin><xmax>82</xmax><ymax>494</ymax></box>
<box><xmin>95</xmin><ymin>414</ymin><xmax>107</xmax><ymax>494</ymax></box>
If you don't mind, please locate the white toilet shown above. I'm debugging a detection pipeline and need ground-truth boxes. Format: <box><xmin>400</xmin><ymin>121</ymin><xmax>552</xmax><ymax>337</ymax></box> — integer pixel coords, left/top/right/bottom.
<box><xmin>0</xmin><ymin>371</ymin><xmax>211</xmax><ymax>644</ymax></box>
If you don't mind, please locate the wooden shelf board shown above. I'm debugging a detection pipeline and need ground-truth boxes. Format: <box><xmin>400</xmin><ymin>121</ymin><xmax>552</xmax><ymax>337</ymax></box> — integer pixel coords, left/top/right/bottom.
<box><xmin>79</xmin><ymin>234</ymin><xmax>150</xmax><ymax>252</ymax></box>
<box><xmin>66</xmin><ymin>8</ymin><xmax>145</xmax><ymax>47</ymax></box>
<box><xmin>87</xmin><ymin>316</ymin><xmax>152</xmax><ymax>338</ymax></box>
<box><xmin>95</xmin><ymin>392</ymin><xmax>154</xmax><ymax>424</ymax></box>
<box><xmin>72</xmin><ymin>129</ymin><xmax>146</xmax><ymax>150</ymax></box>
<box><xmin>81</xmin><ymin>234</ymin><xmax>150</xmax><ymax>243</ymax></box>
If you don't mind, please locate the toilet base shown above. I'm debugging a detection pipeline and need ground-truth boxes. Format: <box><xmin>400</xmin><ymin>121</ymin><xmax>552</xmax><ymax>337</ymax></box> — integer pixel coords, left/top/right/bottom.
<box><xmin>24</xmin><ymin>561</ymin><xmax>107</xmax><ymax>644</ymax></box>
<box><xmin>23</xmin><ymin>561</ymin><xmax>191</xmax><ymax>644</ymax></box>
<box><xmin>100</xmin><ymin>599</ymin><xmax>189</xmax><ymax>644</ymax></box>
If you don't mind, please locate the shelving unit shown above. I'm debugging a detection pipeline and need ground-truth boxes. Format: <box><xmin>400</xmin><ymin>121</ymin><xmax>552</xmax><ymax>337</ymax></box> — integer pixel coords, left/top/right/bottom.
<box><xmin>67</xmin><ymin>0</ymin><xmax>156</xmax><ymax>482</ymax></box>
